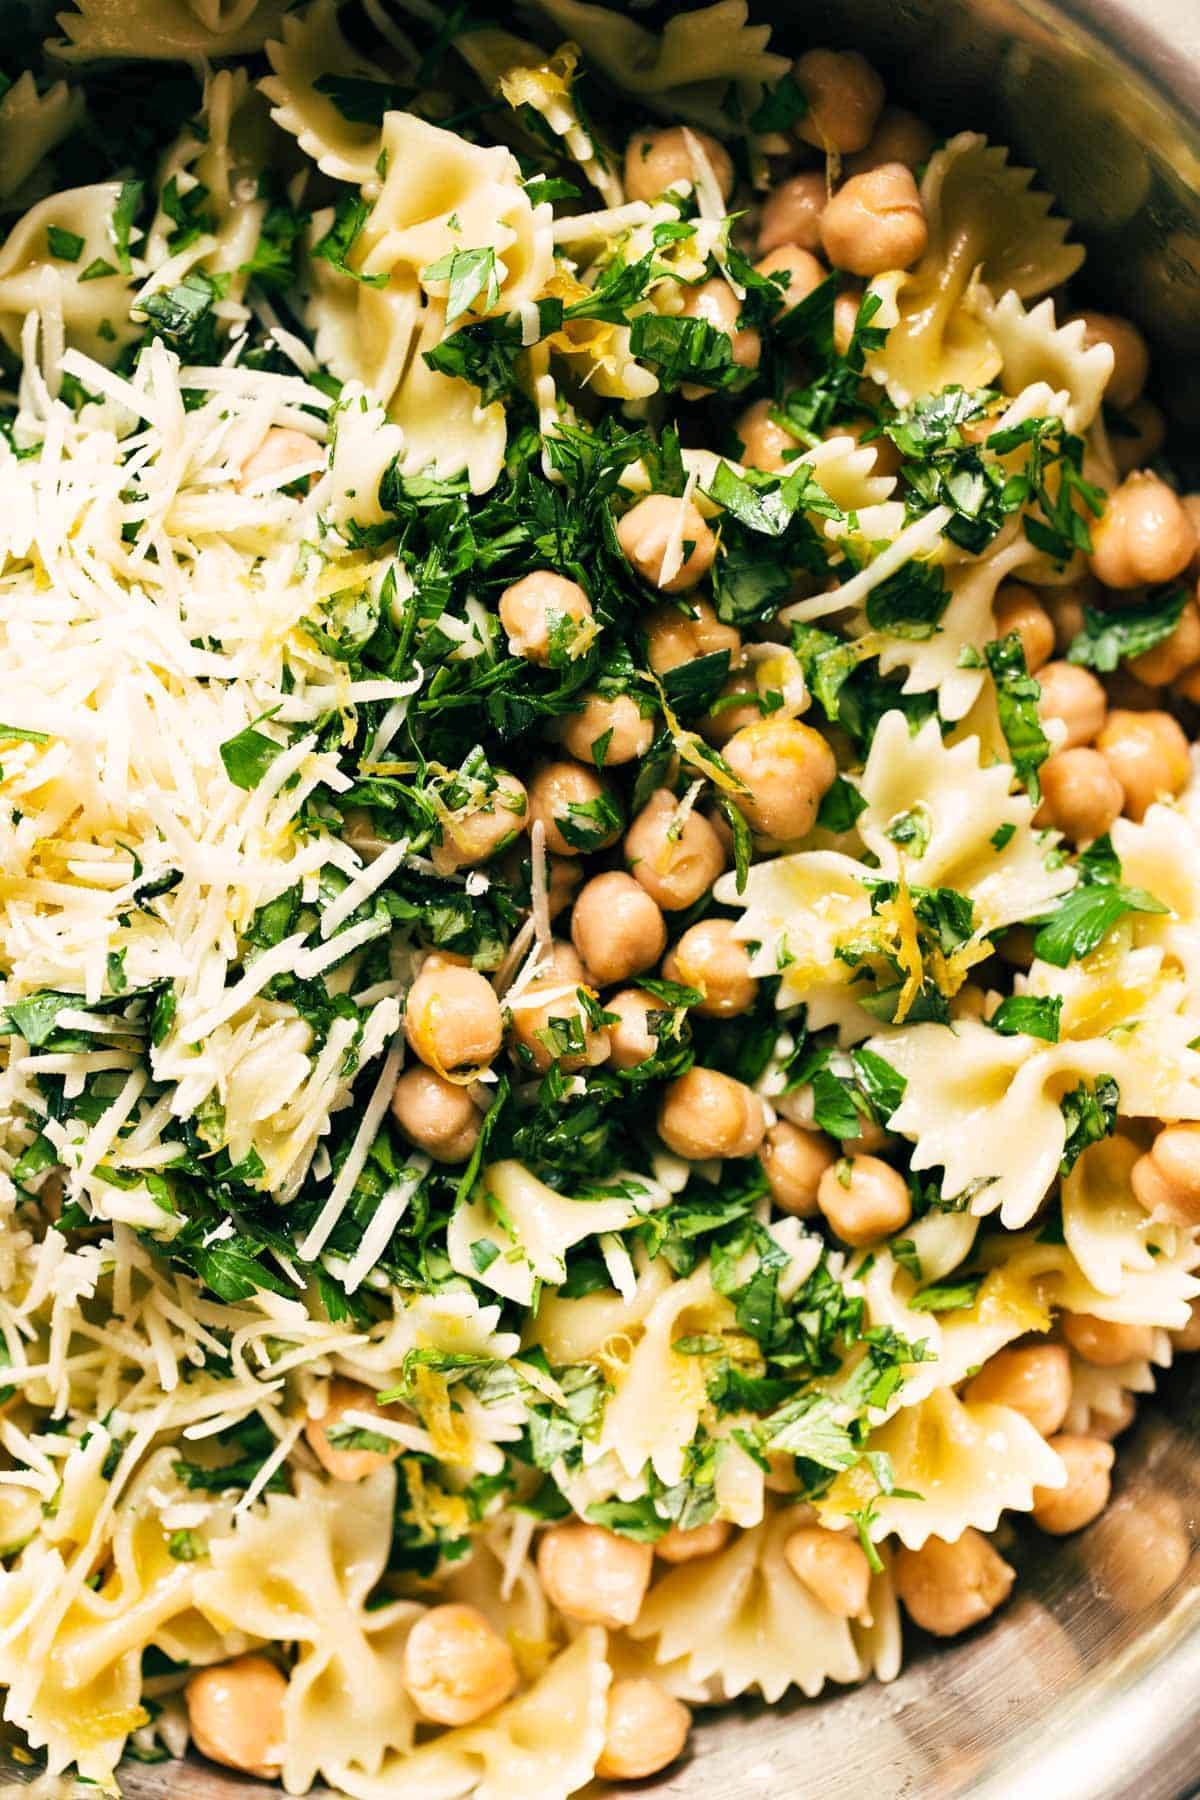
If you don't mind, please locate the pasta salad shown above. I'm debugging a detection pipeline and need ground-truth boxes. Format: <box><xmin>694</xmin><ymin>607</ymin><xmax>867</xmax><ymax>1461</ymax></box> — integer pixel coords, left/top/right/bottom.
<box><xmin>0</xmin><ymin>0</ymin><xmax>1199</xmax><ymax>1793</ymax></box>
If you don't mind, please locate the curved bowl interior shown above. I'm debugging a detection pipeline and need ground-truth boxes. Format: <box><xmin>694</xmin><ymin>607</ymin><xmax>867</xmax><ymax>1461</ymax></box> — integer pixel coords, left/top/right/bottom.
<box><xmin>5</xmin><ymin>1</ymin><xmax>1200</xmax><ymax>1797</ymax></box>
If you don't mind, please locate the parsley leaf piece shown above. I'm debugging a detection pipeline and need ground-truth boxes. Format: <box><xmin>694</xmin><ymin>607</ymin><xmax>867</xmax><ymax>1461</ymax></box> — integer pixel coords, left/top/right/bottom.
<box><xmin>219</xmin><ymin>722</ymin><xmax>284</xmax><ymax>791</ymax></box>
<box><xmin>817</xmin><ymin>775</ymin><xmax>867</xmax><ymax>833</ymax></box>
<box><xmin>47</xmin><ymin>225</ymin><xmax>84</xmax><ymax>262</ymax></box>
<box><xmin>135</xmin><ymin>269</ymin><xmax>222</xmax><ymax>350</ymax></box>
<box><xmin>986</xmin><ymin>993</ymin><xmax>1062</xmax><ymax>1041</ymax></box>
<box><xmin>849</xmin><ymin>1046</ymin><xmax>907</xmax><ymax>1122</ymax></box>
<box><xmin>422</xmin><ymin>245</ymin><xmax>501</xmax><ymax>324</ymax></box>
<box><xmin>983</xmin><ymin>632</ymin><xmax>1051</xmax><ymax>801</ymax></box>
<box><xmin>311</xmin><ymin>195</ymin><xmax>389</xmax><ymax>288</ymax></box>
<box><xmin>1059</xmin><ymin>1074</ymin><xmax>1120</xmax><ymax>1173</ymax></box>
<box><xmin>109</xmin><ymin>178</ymin><xmax>144</xmax><ymax>275</ymax></box>
<box><xmin>1066</xmin><ymin>587</ymin><xmax>1188</xmax><ymax>673</ymax></box>
<box><xmin>313</xmin><ymin>72</ymin><xmax>415</xmax><ymax>123</ymax></box>
<box><xmin>909</xmin><ymin>1273</ymin><xmax>985</xmax><ymax>1313</ymax></box>
<box><xmin>1031</xmin><ymin>881</ymin><xmax>1168</xmax><ymax>967</ymax></box>
<box><xmin>628</xmin><ymin>312</ymin><xmax>742</xmax><ymax>393</ymax></box>
<box><xmin>750</xmin><ymin>71</ymin><xmax>809</xmax><ymax>132</ymax></box>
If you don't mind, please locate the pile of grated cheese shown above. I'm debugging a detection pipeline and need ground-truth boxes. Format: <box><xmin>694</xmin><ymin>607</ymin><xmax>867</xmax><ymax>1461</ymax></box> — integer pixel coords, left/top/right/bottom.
<box><xmin>0</xmin><ymin>324</ymin><xmax>426</xmax><ymax>1436</ymax></box>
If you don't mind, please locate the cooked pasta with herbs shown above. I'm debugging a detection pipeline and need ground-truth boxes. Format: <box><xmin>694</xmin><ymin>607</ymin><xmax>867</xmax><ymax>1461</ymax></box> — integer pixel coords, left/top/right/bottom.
<box><xmin>0</xmin><ymin>0</ymin><xmax>1197</xmax><ymax>1793</ymax></box>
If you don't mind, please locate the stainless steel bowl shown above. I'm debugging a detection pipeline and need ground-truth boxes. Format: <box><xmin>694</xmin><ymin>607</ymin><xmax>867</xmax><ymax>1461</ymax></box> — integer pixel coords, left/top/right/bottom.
<box><xmin>10</xmin><ymin>2</ymin><xmax>1200</xmax><ymax>1796</ymax></box>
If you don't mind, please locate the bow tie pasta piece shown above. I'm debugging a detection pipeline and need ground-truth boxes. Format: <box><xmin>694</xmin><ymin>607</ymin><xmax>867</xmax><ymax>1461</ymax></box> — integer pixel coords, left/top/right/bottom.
<box><xmin>447</xmin><ymin>1160</ymin><xmax>666</xmax><ymax>1306</ymax></box>
<box><xmin>594</xmin><ymin>1264</ymin><xmax>737</xmax><ymax>1486</ymax></box>
<box><xmin>193</xmin><ymin>1465</ymin><xmax>422</xmax><ymax>1794</ymax></box>
<box><xmin>1063</xmin><ymin>1342</ymin><xmax>1168</xmax><ymax>1437</ymax></box>
<box><xmin>458</xmin><ymin>33</ymin><xmax>624</xmax><ymax>207</ymax></box>
<box><xmin>875</xmin><ymin>1015</ymin><xmax>1200</xmax><ymax>1228</ymax></box>
<box><xmin>970</xmin><ymin>290</ymin><xmax>1115</xmax><ymax>433</ymax></box>
<box><xmin>629</xmin><ymin>1506</ymin><xmax>865</xmax><ymax>1702</ymax></box>
<box><xmin>975</xmin><ymin>1226</ymin><xmax>1200</xmax><ymax>1334</ymax></box>
<box><xmin>817</xmin><ymin>1387</ymin><xmax>1066</xmax><ymax>1548</ymax></box>
<box><xmin>0</xmin><ymin>180</ymin><xmax>142</xmax><ymax>364</ymax></box>
<box><xmin>1061</xmin><ymin>1132</ymin><xmax>1191</xmax><ymax>1297</ymax></box>
<box><xmin>857</xmin><ymin>711</ymin><xmax>1075</xmax><ymax>930</ymax></box>
<box><xmin>1112</xmin><ymin>801</ymin><xmax>1200</xmax><ymax>992</ymax></box>
<box><xmin>873</xmin><ymin>524</ymin><xmax>1034</xmax><ymax>722</ymax></box>
<box><xmin>524</xmin><ymin>0</ymin><xmax>787</xmax><ymax>102</ymax></box>
<box><xmin>865</xmin><ymin>133</ymin><xmax>1085</xmax><ymax>407</ymax></box>
<box><xmin>305</xmin><ymin>109</ymin><xmax>553</xmax><ymax>492</ymax></box>
<box><xmin>0</xmin><ymin>73</ymin><xmax>84</xmax><ymax>203</ymax></box>
<box><xmin>0</xmin><ymin>1443</ymin><xmax>232</xmax><ymax>1786</ymax></box>
<box><xmin>331</xmin><ymin>1628</ymin><xmax>611</xmax><ymax>1800</ymax></box>
<box><xmin>144</xmin><ymin>69</ymin><xmax>272</xmax><ymax>308</ymax></box>
<box><xmin>715</xmin><ymin>709</ymin><xmax>1074</xmax><ymax>1038</ymax></box>
<box><xmin>51</xmin><ymin>0</ymin><xmax>290</xmax><ymax>63</ymax></box>
<box><xmin>260</xmin><ymin>0</ymin><xmax>396</xmax><ymax>187</ymax></box>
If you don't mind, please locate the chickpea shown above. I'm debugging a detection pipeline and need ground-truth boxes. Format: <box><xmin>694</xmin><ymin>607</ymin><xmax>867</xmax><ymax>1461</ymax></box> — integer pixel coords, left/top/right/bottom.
<box><xmin>819</xmin><ymin>164</ymin><xmax>929</xmax><ymax>277</ymax></box>
<box><xmin>498</xmin><ymin>571</ymin><xmax>593</xmax><ymax>666</ymax></box>
<box><xmin>657</xmin><ymin>1066</ymin><xmax>767</xmax><ymax>1161</ymax></box>
<box><xmin>655</xmin><ymin>1519</ymin><xmax>732</xmax><ymax>1563</ymax></box>
<box><xmin>817</xmin><ymin>1153</ymin><xmax>910</xmax><ymax>1246</ymax></box>
<box><xmin>606</xmin><ymin>988</ymin><xmax>671</xmax><ymax>1071</ymax></box>
<box><xmin>994</xmin><ymin>582</ymin><xmax>1055</xmax><ymax>673</ymax></box>
<box><xmin>1111</xmin><ymin>399</ymin><xmax>1167</xmax><ymax>480</ymax></box>
<box><xmin>677</xmin><ymin>277</ymin><xmax>761</xmax><ymax>379</ymax></box>
<box><xmin>1089</xmin><ymin>473</ymin><xmax>1198</xmax><ymax>588</ymax></box>
<box><xmin>755</xmin><ymin>243</ymin><xmax>827</xmax><ymax>314</ymax></box>
<box><xmin>536</xmin><ymin>1521</ymin><xmax>654</xmax><ymax>1629</ymax></box>
<box><xmin>527</xmin><ymin>760</ymin><xmax>621</xmax><ymax>858</ymax></box>
<box><xmin>1044</xmin><ymin>578</ymin><xmax>1098</xmax><ymax>654</ymax></box>
<box><xmin>701</xmin><ymin>671</ymin><xmax>764</xmax><ymax>745</ymax></box>
<box><xmin>390</xmin><ymin>1066</ymin><xmax>480</xmax><ymax>1164</ymax></box>
<box><xmin>1069</xmin><ymin>312</ymin><xmax>1150</xmax><ymax>412</ymax></box>
<box><xmin>833</xmin><ymin>288</ymin><xmax>862</xmax><ymax>356</ymax></box>
<box><xmin>735</xmin><ymin>397</ymin><xmax>796</xmax><ymax>474</ymax></box>
<box><xmin>1129</xmin><ymin>598</ymin><xmax>1200</xmax><ymax>686</ymax></box>
<box><xmin>595</xmin><ymin>1678</ymin><xmax>692</xmax><ymax>1783</ymax></box>
<box><xmin>1035</xmin><ymin>748</ymin><xmax>1124</xmax><ymax>843</ymax></box>
<box><xmin>845</xmin><ymin>106</ymin><xmax>936</xmax><ymax>177</ymax></box>
<box><xmin>758</xmin><ymin>170</ymin><xmax>828</xmax><ymax>256</ymax></box>
<box><xmin>1172</xmin><ymin>1299</ymin><xmax>1200</xmax><ymax>1353</ymax></box>
<box><xmin>965</xmin><ymin>1344</ymin><xmax>1072</xmax><ymax>1437</ymax></box>
<box><xmin>305</xmin><ymin>1377</ymin><xmax>405</xmax><ymax>1482</ymax></box>
<box><xmin>405</xmin><ymin>959</ymin><xmax>503</xmax><ymax>1077</ymax></box>
<box><xmin>625</xmin><ymin>126</ymin><xmax>734</xmax><ymax>206</ymax></box>
<box><xmin>570</xmin><ymin>872</ymin><xmax>667</xmax><ymax>985</ymax></box>
<box><xmin>508</xmin><ymin>940</ymin><xmax>609</xmax><ymax>1073</ymax></box>
<box><xmin>431</xmin><ymin>773</ymin><xmax>527</xmax><ymax>875</ymax></box>
<box><xmin>186</xmin><ymin>1655</ymin><xmax>287</xmax><ymax>1779</ymax></box>
<box><xmin>661</xmin><ymin>917</ymin><xmax>757</xmax><ymax>1016</ymax></box>
<box><xmin>724</xmin><ymin>718</ymin><xmax>837</xmax><ymax>841</ymax></box>
<box><xmin>626</xmin><ymin>789</ymin><xmax>727</xmax><ymax>910</ymax></box>
<box><xmin>645</xmin><ymin>598</ymin><xmax>741</xmax><ymax>677</ymax></box>
<box><xmin>894</xmin><ymin>1530</ymin><xmax>1015</xmax><ymax>1637</ymax></box>
<box><xmin>762</xmin><ymin>1121</ymin><xmax>837</xmax><ymax>1217</ymax></box>
<box><xmin>1131</xmin><ymin>1123</ymin><xmax>1200</xmax><ymax>1225</ymax></box>
<box><xmin>794</xmin><ymin>49</ymin><xmax>885</xmax><ymax>155</ymax></box>
<box><xmin>1090</xmin><ymin>1490</ymin><xmax>1190</xmax><ymax>1615</ymax></box>
<box><xmin>1031</xmin><ymin>1435</ymin><xmax>1114</xmax><ymax>1535</ymax></box>
<box><xmin>618</xmin><ymin>493</ymin><xmax>718</xmax><ymax>594</ymax></box>
<box><xmin>401</xmin><ymin>1603</ymin><xmax>518</xmax><ymax>1726</ymax></box>
<box><xmin>1061</xmin><ymin>1312</ymin><xmax>1155</xmax><ymax>1367</ymax></box>
<box><xmin>1036</xmin><ymin>660</ymin><xmax>1107</xmax><ymax>749</ymax></box>
<box><xmin>1184</xmin><ymin>494</ymin><xmax>1200</xmax><ymax>579</ymax></box>
<box><xmin>555</xmin><ymin>691</ymin><xmax>653</xmax><ymax>766</ymax></box>
<box><xmin>239</xmin><ymin>425</ymin><xmax>320</xmax><ymax>492</ymax></box>
<box><xmin>784</xmin><ymin>1525</ymin><xmax>871</xmax><ymax>1618</ymax></box>
<box><xmin>1096</xmin><ymin>708</ymin><xmax>1190</xmax><ymax>819</ymax></box>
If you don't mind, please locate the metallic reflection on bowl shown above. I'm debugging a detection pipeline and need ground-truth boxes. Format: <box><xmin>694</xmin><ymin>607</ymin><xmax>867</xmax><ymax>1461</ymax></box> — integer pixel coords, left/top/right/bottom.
<box><xmin>4</xmin><ymin>1</ymin><xmax>1200</xmax><ymax>1797</ymax></box>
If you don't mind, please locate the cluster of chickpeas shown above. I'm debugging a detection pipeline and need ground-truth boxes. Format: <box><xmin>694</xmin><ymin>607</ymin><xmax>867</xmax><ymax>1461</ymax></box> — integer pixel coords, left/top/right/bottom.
<box><xmin>183</xmin><ymin>45</ymin><xmax>1200</xmax><ymax>1793</ymax></box>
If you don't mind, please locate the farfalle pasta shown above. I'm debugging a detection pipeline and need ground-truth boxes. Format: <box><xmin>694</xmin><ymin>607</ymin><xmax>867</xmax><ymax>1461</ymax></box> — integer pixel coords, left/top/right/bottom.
<box><xmin>1</xmin><ymin>2</ymin><xmax>1199</xmax><ymax>1796</ymax></box>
